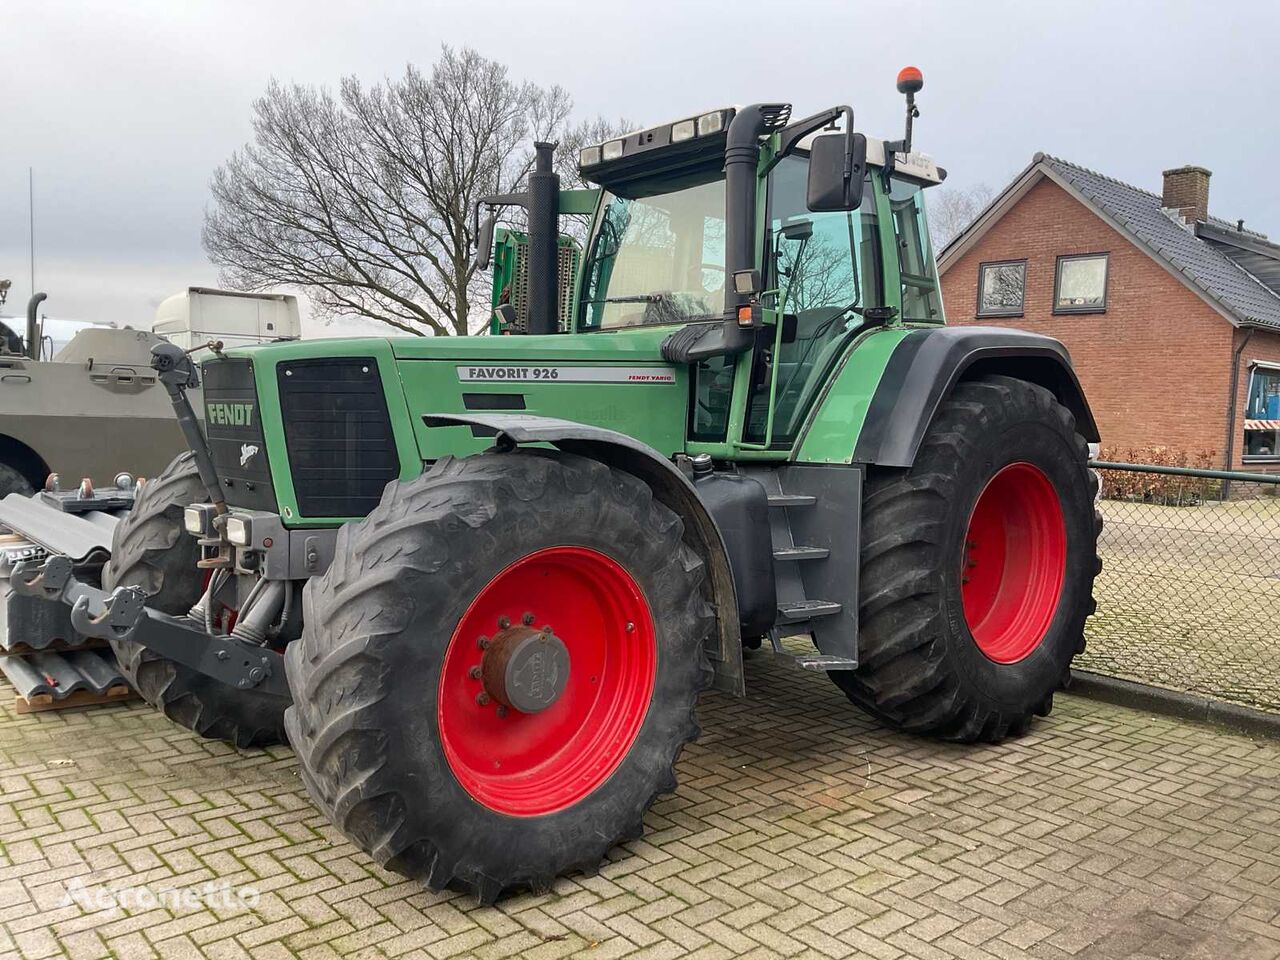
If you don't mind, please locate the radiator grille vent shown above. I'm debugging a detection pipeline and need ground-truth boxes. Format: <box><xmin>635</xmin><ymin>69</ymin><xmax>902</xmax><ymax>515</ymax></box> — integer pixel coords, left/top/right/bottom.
<box><xmin>500</xmin><ymin>235</ymin><xmax>580</xmax><ymax>332</ymax></box>
<box><xmin>277</xmin><ymin>358</ymin><xmax>399</xmax><ymax>518</ymax></box>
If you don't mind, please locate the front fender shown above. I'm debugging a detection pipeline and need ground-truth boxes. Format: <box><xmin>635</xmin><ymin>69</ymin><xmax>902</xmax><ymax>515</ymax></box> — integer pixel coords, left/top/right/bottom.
<box><xmin>423</xmin><ymin>413</ymin><xmax>745</xmax><ymax>696</ymax></box>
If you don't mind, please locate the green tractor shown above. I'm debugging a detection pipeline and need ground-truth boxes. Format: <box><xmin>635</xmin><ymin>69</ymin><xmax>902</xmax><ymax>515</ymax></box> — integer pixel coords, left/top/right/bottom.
<box><xmin>12</xmin><ymin>70</ymin><xmax>1100</xmax><ymax>901</ymax></box>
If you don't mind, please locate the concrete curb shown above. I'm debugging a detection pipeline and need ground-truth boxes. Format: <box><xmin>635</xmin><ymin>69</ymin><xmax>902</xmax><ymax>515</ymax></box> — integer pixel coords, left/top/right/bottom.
<box><xmin>1069</xmin><ymin>670</ymin><xmax>1280</xmax><ymax>739</ymax></box>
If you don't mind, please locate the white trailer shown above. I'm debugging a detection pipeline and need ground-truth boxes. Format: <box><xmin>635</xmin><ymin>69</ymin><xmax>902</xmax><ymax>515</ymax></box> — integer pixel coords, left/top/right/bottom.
<box><xmin>152</xmin><ymin>287</ymin><xmax>301</xmax><ymax>354</ymax></box>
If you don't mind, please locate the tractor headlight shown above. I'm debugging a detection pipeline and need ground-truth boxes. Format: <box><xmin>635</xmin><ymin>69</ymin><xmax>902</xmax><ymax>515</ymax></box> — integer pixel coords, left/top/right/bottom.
<box><xmin>670</xmin><ymin>119</ymin><xmax>696</xmax><ymax>142</ymax></box>
<box><xmin>225</xmin><ymin>514</ymin><xmax>252</xmax><ymax>547</ymax></box>
<box><xmin>184</xmin><ymin>504</ymin><xmax>214</xmax><ymax>537</ymax></box>
<box><xmin>696</xmin><ymin>110</ymin><xmax>726</xmax><ymax>136</ymax></box>
<box><xmin>579</xmin><ymin>145</ymin><xmax>601</xmax><ymax>168</ymax></box>
<box><xmin>601</xmin><ymin>139</ymin><xmax>624</xmax><ymax>161</ymax></box>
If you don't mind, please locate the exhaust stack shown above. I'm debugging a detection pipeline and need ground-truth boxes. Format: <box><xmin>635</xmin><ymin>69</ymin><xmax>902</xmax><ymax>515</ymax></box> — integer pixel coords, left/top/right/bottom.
<box><xmin>525</xmin><ymin>142</ymin><xmax>561</xmax><ymax>336</ymax></box>
<box><xmin>26</xmin><ymin>292</ymin><xmax>46</xmax><ymax>360</ymax></box>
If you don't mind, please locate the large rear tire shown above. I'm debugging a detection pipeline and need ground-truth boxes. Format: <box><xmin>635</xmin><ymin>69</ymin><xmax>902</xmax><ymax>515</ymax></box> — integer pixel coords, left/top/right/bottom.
<box><xmin>832</xmin><ymin>375</ymin><xmax>1100</xmax><ymax>742</ymax></box>
<box><xmin>103</xmin><ymin>452</ymin><xmax>289</xmax><ymax>747</ymax></box>
<box><xmin>284</xmin><ymin>451</ymin><xmax>713</xmax><ymax>902</ymax></box>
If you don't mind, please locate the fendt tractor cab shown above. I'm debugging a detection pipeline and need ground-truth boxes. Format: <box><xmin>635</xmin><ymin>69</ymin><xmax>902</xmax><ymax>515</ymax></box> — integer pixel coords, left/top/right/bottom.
<box><xmin>13</xmin><ymin>70</ymin><xmax>1101</xmax><ymax>901</ymax></box>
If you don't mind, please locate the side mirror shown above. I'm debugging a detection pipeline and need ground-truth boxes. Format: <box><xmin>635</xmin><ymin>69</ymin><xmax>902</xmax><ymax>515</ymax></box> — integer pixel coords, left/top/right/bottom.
<box><xmin>807</xmin><ymin>133</ymin><xmax>867</xmax><ymax>212</ymax></box>
<box><xmin>474</xmin><ymin>216</ymin><xmax>497</xmax><ymax>271</ymax></box>
<box><xmin>780</xmin><ymin>219</ymin><xmax>814</xmax><ymax>242</ymax></box>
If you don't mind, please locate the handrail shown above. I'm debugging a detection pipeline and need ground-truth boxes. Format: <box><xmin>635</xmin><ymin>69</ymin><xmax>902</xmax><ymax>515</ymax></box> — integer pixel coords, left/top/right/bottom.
<box><xmin>1089</xmin><ymin>460</ymin><xmax>1280</xmax><ymax>484</ymax></box>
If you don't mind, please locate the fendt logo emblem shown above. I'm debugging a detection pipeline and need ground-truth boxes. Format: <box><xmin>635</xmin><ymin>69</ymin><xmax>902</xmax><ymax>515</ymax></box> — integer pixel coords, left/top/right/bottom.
<box><xmin>239</xmin><ymin>444</ymin><xmax>260</xmax><ymax>468</ymax></box>
<box><xmin>206</xmin><ymin>402</ymin><xmax>256</xmax><ymax>427</ymax></box>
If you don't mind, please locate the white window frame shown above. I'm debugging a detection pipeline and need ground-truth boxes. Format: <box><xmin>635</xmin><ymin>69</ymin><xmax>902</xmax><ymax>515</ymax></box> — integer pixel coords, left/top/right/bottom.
<box><xmin>1242</xmin><ymin>362</ymin><xmax>1280</xmax><ymax>462</ymax></box>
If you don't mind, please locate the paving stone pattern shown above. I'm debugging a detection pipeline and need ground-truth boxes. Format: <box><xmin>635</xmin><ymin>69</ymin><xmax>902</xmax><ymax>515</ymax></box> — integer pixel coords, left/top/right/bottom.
<box><xmin>2</xmin><ymin>650</ymin><xmax>1279</xmax><ymax>960</ymax></box>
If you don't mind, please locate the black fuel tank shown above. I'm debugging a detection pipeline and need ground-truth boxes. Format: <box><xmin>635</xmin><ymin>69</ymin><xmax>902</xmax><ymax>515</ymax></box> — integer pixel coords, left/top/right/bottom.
<box><xmin>693</xmin><ymin>468</ymin><xmax>776</xmax><ymax>638</ymax></box>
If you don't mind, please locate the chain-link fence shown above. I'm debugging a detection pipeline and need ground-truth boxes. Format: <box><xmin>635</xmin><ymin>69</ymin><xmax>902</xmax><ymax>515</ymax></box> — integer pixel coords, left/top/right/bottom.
<box><xmin>1081</xmin><ymin>461</ymin><xmax>1280</xmax><ymax>715</ymax></box>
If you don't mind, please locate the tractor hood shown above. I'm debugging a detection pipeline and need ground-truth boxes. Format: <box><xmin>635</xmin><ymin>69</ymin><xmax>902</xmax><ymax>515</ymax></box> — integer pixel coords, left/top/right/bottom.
<box><xmin>215</xmin><ymin>329</ymin><xmax>690</xmax><ymax>524</ymax></box>
<box><xmin>388</xmin><ymin>328</ymin><xmax>673</xmax><ymax>361</ymax></box>
<box><xmin>391</xmin><ymin>327</ymin><xmax>690</xmax><ymax>469</ymax></box>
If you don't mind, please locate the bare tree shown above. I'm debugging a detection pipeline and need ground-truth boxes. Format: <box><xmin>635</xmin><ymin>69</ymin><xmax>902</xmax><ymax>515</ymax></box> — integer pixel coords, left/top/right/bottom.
<box><xmin>928</xmin><ymin>182</ymin><xmax>996</xmax><ymax>252</ymax></box>
<box><xmin>204</xmin><ymin>47</ymin><xmax>628</xmax><ymax>336</ymax></box>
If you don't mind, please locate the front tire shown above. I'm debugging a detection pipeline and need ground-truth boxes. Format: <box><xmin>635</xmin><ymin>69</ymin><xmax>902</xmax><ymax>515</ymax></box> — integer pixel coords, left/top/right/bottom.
<box><xmin>833</xmin><ymin>375</ymin><xmax>1100</xmax><ymax>742</ymax></box>
<box><xmin>103</xmin><ymin>452</ymin><xmax>289</xmax><ymax>747</ymax></box>
<box><xmin>284</xmin><ymin>451</ymin><xmax>713</xmax><ymax>902</ymax></box>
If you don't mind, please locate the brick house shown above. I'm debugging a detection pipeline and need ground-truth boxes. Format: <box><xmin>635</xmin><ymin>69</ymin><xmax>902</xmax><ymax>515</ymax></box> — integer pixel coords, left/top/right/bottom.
<box><xmin>937</xmin><ymin>155</ymin><xmax>1280</xmax><ymax>469</ymax></box>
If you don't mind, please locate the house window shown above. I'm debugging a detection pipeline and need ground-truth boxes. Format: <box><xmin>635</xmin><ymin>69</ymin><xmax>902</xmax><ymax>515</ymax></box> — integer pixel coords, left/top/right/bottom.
<box><xmin>977</xmin><ymin>260</ymin><xmax>1026</xmax><ymax>317</ymax></box>
<box><xmin>1244</xmin><ymin>365</ymin><xmax>1280</xmax><ymax>461</ymax></box>
<box><xmin>1054</xmin><ymin>253</ymin><xmax>1108</xmax><ymax>313</ymax></box>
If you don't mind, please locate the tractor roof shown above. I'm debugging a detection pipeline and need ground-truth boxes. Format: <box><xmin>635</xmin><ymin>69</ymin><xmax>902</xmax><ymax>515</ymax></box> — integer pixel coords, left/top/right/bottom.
<box><xmin>579</xmin><ymin>106</ymin><xmax>944</xmax><ymax>190</ymax></box>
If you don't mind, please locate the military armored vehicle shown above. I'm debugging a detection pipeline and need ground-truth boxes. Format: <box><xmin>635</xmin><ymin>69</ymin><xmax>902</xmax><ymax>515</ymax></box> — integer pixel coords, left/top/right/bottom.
<box><xmin>0</xmin><ymin>289</ymin><xmax>300</xmax><ymax>497</ymax></box>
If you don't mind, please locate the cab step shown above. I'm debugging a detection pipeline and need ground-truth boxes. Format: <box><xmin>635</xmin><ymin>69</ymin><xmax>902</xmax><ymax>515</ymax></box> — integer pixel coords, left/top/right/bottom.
<box><xmin>765</xmin><ymin>628</ymin><xmax>858</xmax><ymax>671</ymax></box>
<box><xmin>793</xmin><ymin>654</ymin><xmax>858</xmax><ymax>671</ymax></box>
<box><xmin>776</xmin><ymin>599</ymin><xmax>841</xmax><ymax>622</ymax></box>
<box><xmin>773</xmin><ymin>545</ymin><xmax>829</xmax><ymax>561</ymax></box>
<box><xmin>767</xmin><ymin>493</ymin><xmax>816</xmax><ymax>508</ymax></box>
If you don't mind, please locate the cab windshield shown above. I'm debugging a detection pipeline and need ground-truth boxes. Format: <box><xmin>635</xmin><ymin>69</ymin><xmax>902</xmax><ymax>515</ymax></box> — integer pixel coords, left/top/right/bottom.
<box><xmin>578</xmin><ymin>171</ymin><xmax>726</xmax><ymax>330</ymax></box>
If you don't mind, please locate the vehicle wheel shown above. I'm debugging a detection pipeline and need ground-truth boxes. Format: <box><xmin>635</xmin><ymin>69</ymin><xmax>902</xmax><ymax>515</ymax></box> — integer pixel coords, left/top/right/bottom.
<box><xmin>103</xmin><ymin>452</ymin><xmax>289</xmax><ymax>747</ymax></box>
<box><xmin>285</xmin><ymin>450</ymin><xmax>713</xmax><ymax>902</ymax></box>
<box><xmin>0</xmin><ymin>462</ymin><xmax>34</xmax><ymax>499</ymax></box>
<box><xmin>833</xmin><ymin>375</ymin><xmax>1101</xmax><ymax>742</ymax></box>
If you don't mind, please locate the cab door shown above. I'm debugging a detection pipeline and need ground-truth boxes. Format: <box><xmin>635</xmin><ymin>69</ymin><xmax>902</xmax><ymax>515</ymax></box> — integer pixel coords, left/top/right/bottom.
<box><xmin>738</xmin><ymin>155</ymin><xmax>885</xmax><ymax>450</ymax></box>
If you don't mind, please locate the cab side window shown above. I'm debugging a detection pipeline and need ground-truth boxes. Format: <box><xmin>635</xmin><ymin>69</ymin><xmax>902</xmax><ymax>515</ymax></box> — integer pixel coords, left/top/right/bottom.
<box><xmin>889</xmin><ymin>178</ymin><xmax>941</xmax><ymax>322</ymax></box>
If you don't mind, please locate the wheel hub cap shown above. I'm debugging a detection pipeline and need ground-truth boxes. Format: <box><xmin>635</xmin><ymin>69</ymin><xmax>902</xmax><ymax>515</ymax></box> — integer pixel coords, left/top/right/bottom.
<box><xmin>481</xmin><ymin>624</ymin><xmax>570</xmax><ymax>714</ymax></box>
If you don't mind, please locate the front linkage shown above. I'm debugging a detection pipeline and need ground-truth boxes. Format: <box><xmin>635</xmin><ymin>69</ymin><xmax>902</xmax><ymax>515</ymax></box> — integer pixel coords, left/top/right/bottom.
<box><xmin>11</xmin><ymin>340</ymin><xmax>292</xmax><ymax>700</ymax></box>
<box><xmin>10</xmin><ymin>553</ymin><xmax>287</xmax><ymax>697</ymax></box>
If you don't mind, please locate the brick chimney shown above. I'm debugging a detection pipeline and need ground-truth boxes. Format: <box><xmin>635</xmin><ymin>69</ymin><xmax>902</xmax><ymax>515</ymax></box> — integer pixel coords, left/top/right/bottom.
<box><xmin>1162</xmin><ymin>165</ymin><xmax>1211</xmax><ymax>223</ymax></box>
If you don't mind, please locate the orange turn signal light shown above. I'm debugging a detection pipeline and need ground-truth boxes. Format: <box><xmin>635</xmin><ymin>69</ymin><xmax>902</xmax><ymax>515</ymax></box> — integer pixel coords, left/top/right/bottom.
<box><xmin>737</xmin><ymin>305</ymin><xmax>755</xmax><ymax>327</ymax></box>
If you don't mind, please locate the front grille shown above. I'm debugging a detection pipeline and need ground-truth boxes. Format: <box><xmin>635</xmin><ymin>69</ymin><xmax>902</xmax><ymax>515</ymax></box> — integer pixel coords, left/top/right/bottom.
<box><xmin>202</xmin><ymin>357</ymin><xmax>276</xmax><ymax>511</ymax></box>
<box><xmin>277</xmin><ymin>358</ymin><xmax>399</xmax><ymax>517</ymax></box>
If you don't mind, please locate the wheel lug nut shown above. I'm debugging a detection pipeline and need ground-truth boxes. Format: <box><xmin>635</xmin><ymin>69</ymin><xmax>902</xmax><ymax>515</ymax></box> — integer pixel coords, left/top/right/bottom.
<box><xmin>496</xmin><ymin>705</ymin><xmax>508</xmax><ymax>718</ymax></box>
<box><xmin>522</xmin><ymin>612</ymin><xmax>535</xmax><ymax>626</ymax></box>
<box><xmin>476</xmin><ymin>692</ymin><xmax>490</xmax><ymax>706</ymax></box>
<box><xmin>497</xmin><ymin>616</ymin><xmax>511</xmax><ymax>629</ymax></box>
<box><xmin>469</xmin><ymin>665</ymin><xmax>482</xmax><ymax>680</ymax></box>
<box><xmin>477</xmin><ymin>635</ymin><xmax>489</xmax><ymax>650</ymax></box>
<box><xmin>625</xmin><ymin>622</ymin><xmax>634</xmax><ymax>633</ymax></box>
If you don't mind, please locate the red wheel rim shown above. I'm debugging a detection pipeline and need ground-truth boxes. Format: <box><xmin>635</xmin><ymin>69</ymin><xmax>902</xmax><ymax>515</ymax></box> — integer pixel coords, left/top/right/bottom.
<box><xmin>438</xmin><ymin>546</ymin><xmax>657</xmax><ymax>817</ymax></box>
<box><xmin>961</xmin><ymin>462</ymin><xmax>1067</xmax><ymax>664</ymax></box>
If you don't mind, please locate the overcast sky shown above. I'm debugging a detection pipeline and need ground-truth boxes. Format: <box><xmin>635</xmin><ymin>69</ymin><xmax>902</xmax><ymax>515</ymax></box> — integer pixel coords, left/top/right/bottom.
<box><xmin>3</xmin><ymin>0</ymin><xmax>1277</xmax><ymax>337</ymax></box>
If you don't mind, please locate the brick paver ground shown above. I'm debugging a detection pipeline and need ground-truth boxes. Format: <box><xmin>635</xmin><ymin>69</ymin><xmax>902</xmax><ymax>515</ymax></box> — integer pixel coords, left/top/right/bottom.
<box><xmin>2</xmin><ymin>651</ymin><xmax>1279</xmax><ymax>960</ymax></box>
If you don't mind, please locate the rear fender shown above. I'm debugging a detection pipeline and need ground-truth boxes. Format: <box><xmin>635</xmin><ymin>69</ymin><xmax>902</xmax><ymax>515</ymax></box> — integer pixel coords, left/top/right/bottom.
<box><xmin>850</xmin><ymin>327</ymin><xmax>1099</xmax><ymax>468</ymax></box>
<box><xmin>423</xmin><ymin>413</ymin><xmax>745</xmax><ymax>696</ymax></box>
